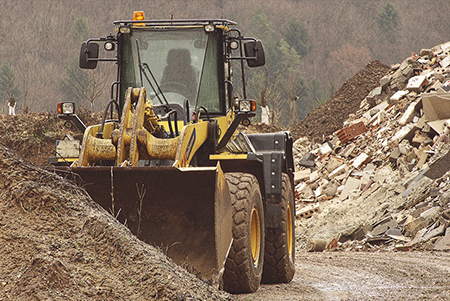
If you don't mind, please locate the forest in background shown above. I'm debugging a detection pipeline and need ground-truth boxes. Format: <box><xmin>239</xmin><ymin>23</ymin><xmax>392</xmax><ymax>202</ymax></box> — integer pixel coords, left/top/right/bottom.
<box><xmin>1</xmin><ymin>0</ymin><xmax>450</xmax><ymax>128</ymax></box>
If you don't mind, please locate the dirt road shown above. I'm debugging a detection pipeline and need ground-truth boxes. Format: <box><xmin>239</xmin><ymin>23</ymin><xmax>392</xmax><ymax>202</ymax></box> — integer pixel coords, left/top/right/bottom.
<box><xmin>236</xmin><ymin>251</ymin><xmax>450</xmax><ymax>301</ymax></box>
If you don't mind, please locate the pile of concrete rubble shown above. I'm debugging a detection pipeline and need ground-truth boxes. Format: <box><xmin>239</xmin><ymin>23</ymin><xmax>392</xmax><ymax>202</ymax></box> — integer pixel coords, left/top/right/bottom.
<box><xmin>294</xmin><ymin>41</ymin><xmax>450</xmax><ymax>252</ymax></box>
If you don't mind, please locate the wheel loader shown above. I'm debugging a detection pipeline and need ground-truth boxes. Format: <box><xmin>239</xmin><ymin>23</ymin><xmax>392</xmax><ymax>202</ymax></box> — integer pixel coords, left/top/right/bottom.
<box><xmin>55</xmin><ymin>11</ymin><xmax>295</xmax><ymax>294</ymax></box>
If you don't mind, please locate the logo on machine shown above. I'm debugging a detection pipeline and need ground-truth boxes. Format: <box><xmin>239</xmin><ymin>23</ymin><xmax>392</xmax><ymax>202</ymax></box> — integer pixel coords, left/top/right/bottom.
<box><xmin>182</xmin><ymin>128</ymin><xmax>196</xmax><ymax>166</ymax></box>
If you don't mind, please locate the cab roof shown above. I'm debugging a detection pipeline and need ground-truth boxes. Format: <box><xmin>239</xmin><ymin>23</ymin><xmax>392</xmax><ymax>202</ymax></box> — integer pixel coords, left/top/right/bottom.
<box><xmin>113</xmin><ymin>19</ymin><xmax>237</xmax><ymax>27</ymax></box>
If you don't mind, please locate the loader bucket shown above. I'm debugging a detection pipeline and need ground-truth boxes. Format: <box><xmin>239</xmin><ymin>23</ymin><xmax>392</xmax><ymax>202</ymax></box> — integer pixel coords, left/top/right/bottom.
<box><xmin>69</xmin><ymin>165</ymin><xmax>232</xmax><ymax>278</ymax></box>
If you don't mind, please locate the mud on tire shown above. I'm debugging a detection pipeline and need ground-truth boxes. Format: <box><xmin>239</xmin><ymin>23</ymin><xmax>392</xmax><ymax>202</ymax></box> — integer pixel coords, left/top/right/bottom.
<box><xmin>223</xmin><ymin>172</ymin><xmax>265</xmax><ymax>294</ymax></box>
<box><xmin>262</xmin><ymin>173</ymin><xmax>295</xmax><ymax>283</ymax></box>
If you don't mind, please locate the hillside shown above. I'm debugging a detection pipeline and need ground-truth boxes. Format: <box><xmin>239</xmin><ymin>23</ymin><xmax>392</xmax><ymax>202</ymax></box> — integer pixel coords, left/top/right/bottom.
<box><xmin>1</xmin><ymin>0</ymin><xmax>450</xmax><ymax>124</ymax></box>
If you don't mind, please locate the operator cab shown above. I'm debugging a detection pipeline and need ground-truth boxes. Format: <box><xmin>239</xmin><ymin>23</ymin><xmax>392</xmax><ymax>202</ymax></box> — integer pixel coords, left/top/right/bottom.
<box><xmin>119</xmin><ymin>23</ymin><xmax>223</xmax><ymax>120</ymax></box>
<box><xmin>76</xmin><ymin>12</ymin><xmax>265</xmax><ymax>133</ymax></box>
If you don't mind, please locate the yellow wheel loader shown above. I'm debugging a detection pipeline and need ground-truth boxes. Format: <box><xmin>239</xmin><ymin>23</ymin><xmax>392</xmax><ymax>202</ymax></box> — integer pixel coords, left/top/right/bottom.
<box><xmin>56</xmin><ymin>12</ymin><xmax>295</xmax><ymax>293</ymax></box>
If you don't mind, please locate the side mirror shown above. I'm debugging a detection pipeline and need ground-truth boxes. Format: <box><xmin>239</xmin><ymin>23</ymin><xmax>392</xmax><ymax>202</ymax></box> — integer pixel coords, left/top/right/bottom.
<box><xmin>79</xmin><ymin>42</ymin><xmax>99</xmax><ymax>69</ymax></box>
<box><xmin>244</xmin><ymin>40</ymin><xmax>265</xmax><ymax>68</ymax></box>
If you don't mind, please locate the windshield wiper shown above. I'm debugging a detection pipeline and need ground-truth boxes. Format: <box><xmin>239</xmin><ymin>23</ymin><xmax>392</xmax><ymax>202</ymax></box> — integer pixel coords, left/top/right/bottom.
<box><xmin>135</xmin><ymin>39</ymin><xmax>168</xmax><ymax>105</ymax></box>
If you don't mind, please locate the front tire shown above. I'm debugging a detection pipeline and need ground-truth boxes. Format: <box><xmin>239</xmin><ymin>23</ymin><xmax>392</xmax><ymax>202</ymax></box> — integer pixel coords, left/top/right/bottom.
<box><xmin>223</xmin><ymin>173</ymin><xmax>265</xmax><ymax>294</ymax></box>
<box><xmin>262</xmin><ymin>173</ymin><xmax>295</xmax><ymax>283</ymax></box>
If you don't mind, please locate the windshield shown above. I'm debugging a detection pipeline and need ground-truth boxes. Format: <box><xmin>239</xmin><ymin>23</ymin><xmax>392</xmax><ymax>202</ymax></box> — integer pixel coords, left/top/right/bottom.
<box><xmin>120</xmin><ymin>28</ymin><xmax>222</xmax><ymax>113</ymax></box>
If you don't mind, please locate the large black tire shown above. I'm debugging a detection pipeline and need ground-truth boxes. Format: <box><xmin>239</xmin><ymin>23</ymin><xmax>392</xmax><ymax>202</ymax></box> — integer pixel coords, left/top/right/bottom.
<box><xmin>223</xmin><ymin>173</ymin><xmax>265</xmax><ymax>294</ymax></box>
<box><xmin>262</xmin><ymin>173</ymin><xmax>295</xmax><ymax>283</ymax></box>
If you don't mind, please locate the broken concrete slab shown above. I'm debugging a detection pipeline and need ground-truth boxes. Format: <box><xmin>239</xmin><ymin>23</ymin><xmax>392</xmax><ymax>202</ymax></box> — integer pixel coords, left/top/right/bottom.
<box><xmin>390</xmin><ymin>90</ymin><xmax>408</xmax><ymax>103</ymax></box>
<box><xmin>403</xmin><ymin>216</ymin><xmax>429</xmax><ymax>237</ymax></box>
<box><xmin>299</xmin><ymin>152</ymin><xmax>316</xmax><ymax>168</ymax></box>
<box><xmin>434</xmin><ymin>228</ymin><xmax>450</xmax><ymax>250</ymax></box>
<box><xmin>398</xmin><ymin>101</ymin><xmax>419</xmax><ymax>125</ymax></box>
<box><xmin>427</xmin><ymin>119</ymin><xmax>450</xmax><ymax>134</ymax></box>
<box><xmin>328</xmin><ymin>164</ymin><xmax>348</xmax><ymax>179</ymax></box>
<box><xmin>385</xmin><ymin>228</ymin><xmax>411</xmax><ymax>242</ymax></box>
<box><xmin>340</xmin><ymin>177</ymin><xmax>361</xmax><ymax>200</ymax></box>
<box><xmin>422</xmin><ymin>91</ymin><xmax>450</xmax><ymax>122</ymax></box>
<box><xmin>424</xmin><ymin>148</ymin><xmax>450</xmax><ymax>179</ymax></box>
<box><xmin>391</xmin><ymin>124</ymin><xmax>418</xmax><ymax>144</ymax></box>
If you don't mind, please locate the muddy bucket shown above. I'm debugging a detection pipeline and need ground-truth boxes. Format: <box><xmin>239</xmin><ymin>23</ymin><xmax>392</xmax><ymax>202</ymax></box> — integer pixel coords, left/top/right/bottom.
<box><xmin>69</xmin><ymin>164</ymin><xmax>232</xmax><ymax>278</ymax></box>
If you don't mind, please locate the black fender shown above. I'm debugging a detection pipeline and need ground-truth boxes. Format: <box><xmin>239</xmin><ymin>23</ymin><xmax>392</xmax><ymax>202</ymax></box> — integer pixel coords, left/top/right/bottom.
<box><xmin>246</xmin><ymin>131</ymin><xmax>294</xmax><ymax>228</ymax></box>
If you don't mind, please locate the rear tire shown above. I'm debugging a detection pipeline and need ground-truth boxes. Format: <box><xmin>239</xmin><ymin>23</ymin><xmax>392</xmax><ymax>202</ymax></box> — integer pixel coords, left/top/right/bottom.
<box><xmin>262</xmin><ymin>173</ymin><xmax>295</xmax><ymax>283</ymax></box>
<box><xmin>223</xmin><ymin>173</ymin><xmax>265</xmax><ymax>294</ymax></box>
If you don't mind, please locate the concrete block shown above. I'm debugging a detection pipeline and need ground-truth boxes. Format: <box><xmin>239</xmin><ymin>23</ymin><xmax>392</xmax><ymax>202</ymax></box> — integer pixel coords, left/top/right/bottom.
<box><xmin>297</xmin><ymin>203</ymin><xmax>320</xmax><ymax>219</ymax></box>
<box><xmin>352</xmin><ymin>153</ymin><xmax>369</xmax><ymax>169</ymax></box>
<box><xmin>325</xmin><ymin>156</ymin><xmax>344</xmax><ymax>172</ymax></box>
<box><xmin>440</xmin><ymin>55</ymin><xmax>450</xmax><ymax>68</ymax></box>
<box><xmin>406</xmin><ymin>75</ymin><xmax>427</xmax><ymax>92</ymax></box>
<box><xmin>339</xmin><ymin>144</ymin><xmax>356</xmax><ymax>158</ymax></box>
<box><xmin>402</xmin><ymin>65</ymin><xmax>414</xmax><ymax>78</ymax></box>
<box><xmin>324</xmin><ymin>184</ymin><xmax>338</xmax><ymax>197</ymax></box>
<box><xmin>319</xmin><ymin>142</ymin><xmax>333</xmax><ymax>155</ymax></box>
<box><xmin>309</xmin><ymin>170</ymin><xmax>320</xmax><ymax>182</ymax></box>
<box><xmin>390</xmin><ymin>90</ymin><xmax>408</xmax><ymax>103</ymax></box>
<box><xmin>398</xmin><ymin>140</ymin><xmax>412</xmax><ymax>155</ymax></box>
<box><xmin>294</xmin><ymin>169</ymin><xmax>311</xmax><ymax>183</ymax></box>
<box><xmin>380</xmin><ymin>75</ymin><xmax>391</xmax><ymax>88</ymax></box>
<box><xmin>389</xmin><ymin>147</ymin><xmax>401</xmax><ymax>163</ymax></box>
<box><xmin>306</xmin><ymin>239</ymin><xmax>327</xmax><ymax>252</ymax></box>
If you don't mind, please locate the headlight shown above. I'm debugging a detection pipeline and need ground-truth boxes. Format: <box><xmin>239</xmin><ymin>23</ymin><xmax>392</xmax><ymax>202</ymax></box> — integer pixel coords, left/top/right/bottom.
<box><xmin>119</xmin><ymin>26</ymin><xmax>131</xmax><ymax>34</ymax></box>
<box><xmin>104</xmin><ymin>41</ymin><xmax>115</xmax><ymax>51</ymax></box>
<box><xmin>57</xmin><ymin>102</ymin><xmax>75</xmax><ymax>115</ymax></box>
<box><xmin>204</xmin><ymin>24</ymin><xmax>215</xmax><ymax>32</ymax></box>
<box><xmin>238</xmin><ymin>100</ymin><xmax>256</xmax><ymax>112</ymax></box>
<box><xmin>229</xmin><ymin>40</ymin><xmax>239</xmax><ymax>50</ymax></box>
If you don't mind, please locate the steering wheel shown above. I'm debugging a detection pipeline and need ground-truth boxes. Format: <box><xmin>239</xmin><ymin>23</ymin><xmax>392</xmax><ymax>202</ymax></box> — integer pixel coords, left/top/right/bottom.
<box><xmin>159</xmin><ymin>82</ymin><xmax>189</xmax><ymax>97</ymax></box>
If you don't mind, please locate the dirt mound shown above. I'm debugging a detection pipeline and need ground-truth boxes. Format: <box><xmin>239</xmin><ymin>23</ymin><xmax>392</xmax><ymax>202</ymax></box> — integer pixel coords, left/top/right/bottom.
<box><xmin>0</xmin><ymin>110</ymin><xmax>105</xmax><ymax>166</ymax></box>
<box><xmin>0</xmin><ymin>146</ymin><xmax>232</xmax><ymax>300</ymax></box>
<box><xmin>291</xmin><ymin>60</ymin><xmax>390</xmax><ymax>141</ymax></box>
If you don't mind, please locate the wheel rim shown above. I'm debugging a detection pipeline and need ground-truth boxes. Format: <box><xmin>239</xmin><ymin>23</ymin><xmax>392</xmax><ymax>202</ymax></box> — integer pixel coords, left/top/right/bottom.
<box><xmin>250</xmin><ymin>205</ymin><xmax>261</xmax><ymax>266</ymax></box>
<box><xmin>287</xmin><ymin>202</ymin><xmax>293</xmax><ymax>257</ymax></box>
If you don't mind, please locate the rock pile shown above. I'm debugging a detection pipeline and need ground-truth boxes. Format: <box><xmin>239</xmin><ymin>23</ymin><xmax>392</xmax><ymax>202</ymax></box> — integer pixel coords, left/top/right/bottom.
<box><xmin>294</xmin><ymin>41</ymin><xmax>450</xmax><ymax>253</ymax></box>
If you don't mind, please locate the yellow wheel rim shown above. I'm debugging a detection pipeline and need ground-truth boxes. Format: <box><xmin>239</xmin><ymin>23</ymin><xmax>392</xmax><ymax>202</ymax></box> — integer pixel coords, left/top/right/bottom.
<box><xmin>250</xmin><ymin>205</ymin><xmax>261</xmax><ymax>266</ymax></box>
<box><xmin>287</xmin><ymin>202</ymin><xmax>293</xmax><ymax>257</ymax></box>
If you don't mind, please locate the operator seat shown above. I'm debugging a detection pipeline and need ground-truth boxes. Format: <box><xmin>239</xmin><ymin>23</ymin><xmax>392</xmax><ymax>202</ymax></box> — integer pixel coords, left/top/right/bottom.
<box><xmin>160</xmin><ymin>48</ymin><xmax>198</xmax><ymax>101</ymax></box>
